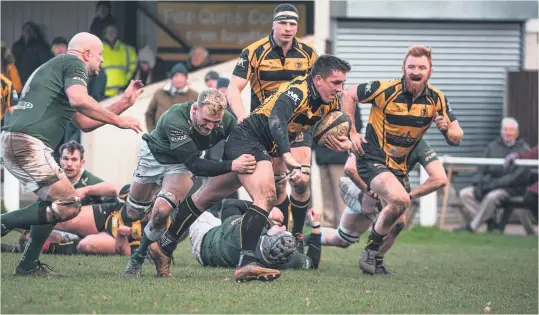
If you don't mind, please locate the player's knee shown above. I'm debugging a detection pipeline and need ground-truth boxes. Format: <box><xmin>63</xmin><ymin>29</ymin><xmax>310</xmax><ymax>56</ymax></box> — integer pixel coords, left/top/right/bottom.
<box><xmin>291</xmin><ymin>177</ymin><xmax>310</xmax><ymax>196</ymax></box>
<box><xmin>125</xmin><ymin>196</ymin><xmax>153</xmax><ymax>221</ymax></box>
<box><xmin>390</xmin><ymin>194</ymin><xmax>410</xmax><ymax>216</ymax></box>
<box><xmin>151</xmin><ymin>201</ymin><xmax>173</xmax><ymax>226</ymax></box>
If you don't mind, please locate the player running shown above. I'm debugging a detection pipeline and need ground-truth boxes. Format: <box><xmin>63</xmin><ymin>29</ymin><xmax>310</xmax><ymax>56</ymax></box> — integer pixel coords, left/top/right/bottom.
<box><xmin>228</xmin><ymin>3</ymin><xmax>318</xmax><ymax>242</ymax></box>
<box><xmin>313</xmin><ymin>139</ymin><xmax>447</xmax><ymax>274</ymax></box>
<box><xmin>0</xmin><ymin>32</ymin><xmax>143</xmax><ymax>277</ymax></box>
<box><xmin>149</xmin><ymin>55</ymin><xmax>351</xmax><ymax>281</ymax></box>
<box><xmin>343</xmin><ymin>45</ymin><xmax>463</xmax><ymax>275</ymax></box>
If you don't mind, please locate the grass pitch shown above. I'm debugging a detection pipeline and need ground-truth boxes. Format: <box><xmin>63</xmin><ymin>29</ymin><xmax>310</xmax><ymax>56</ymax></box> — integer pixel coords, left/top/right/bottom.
<box><xmin>1</xmin><ymin>227</ymin><xmax>537</xmax><ymax>314</ymax></box>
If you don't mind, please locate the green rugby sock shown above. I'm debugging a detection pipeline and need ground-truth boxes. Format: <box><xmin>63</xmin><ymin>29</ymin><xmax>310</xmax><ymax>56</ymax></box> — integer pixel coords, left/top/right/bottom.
<box><xmin>133</xmin><ymin>234</ymin><xmax>153</xmax><ymax>258</ymax></box>
<box><xmin>1</xmin><ymin>201</ymin><xmax>50</xmax><ymax>231</ymax></box>
<box><xmin>18</xmin><ymin>224</ymin><xmax>55</xmax><ymax>270</ymax></box>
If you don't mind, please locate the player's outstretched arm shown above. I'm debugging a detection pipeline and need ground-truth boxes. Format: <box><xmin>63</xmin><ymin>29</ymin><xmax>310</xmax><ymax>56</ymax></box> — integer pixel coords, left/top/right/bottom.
<box><xmin>69</xmin><ymin>80</ymin><xmax>143</xmax><ymax>133</ymax></box>
<box><xmin>76</xmin><ymin>182</ymin><xmax>122</xmax><ymax>200</ymax></box>
<box><xmin>409</xmin><ymin>160</ymin><xmax>447</xmax><ymax>199</ymax></box>
<box><xmin>227</xmin><ymin>75</ymin><xmax>249</xmax><ymax>121</ymax></box>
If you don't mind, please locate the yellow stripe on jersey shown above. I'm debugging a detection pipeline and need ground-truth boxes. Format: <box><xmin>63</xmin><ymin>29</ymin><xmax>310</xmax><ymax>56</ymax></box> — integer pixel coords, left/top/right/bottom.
<box><xmin>232</xmin><ymin>34</ymin><xmax>317</xmax><ymax>111</ymax></box>
<box><xmin>357</xmin><ymin>77</ymin><xmax>457</xmax><ymax>174</ymax></box>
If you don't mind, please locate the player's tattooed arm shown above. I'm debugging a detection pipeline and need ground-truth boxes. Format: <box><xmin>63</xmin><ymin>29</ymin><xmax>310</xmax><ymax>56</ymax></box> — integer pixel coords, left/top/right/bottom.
<box><xmin>268</xmin><ymin>87</ymin><xmax>302</xmax><ymax>156</ymax></box>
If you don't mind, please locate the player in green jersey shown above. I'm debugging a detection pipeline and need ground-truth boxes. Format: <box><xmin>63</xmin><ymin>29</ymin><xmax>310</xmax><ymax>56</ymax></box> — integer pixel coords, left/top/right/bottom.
<box><xmin>313</xmin><ymin>139</ymin><xmax>447</xmax><ymax>275</ymax></box>
<box><xmin>188</xmin><ymin>199</ymin><xmax>322</xmax><ymax>272</ymax></box>
<box><xmin>0</xmin><ymin>32</ymin><xmax>144</xmax><ymax>277</ymax></box>
<box><xmin>121</xmin><ymin>89</ymin><xmax>257</xmax><ymax>277</ymax></box>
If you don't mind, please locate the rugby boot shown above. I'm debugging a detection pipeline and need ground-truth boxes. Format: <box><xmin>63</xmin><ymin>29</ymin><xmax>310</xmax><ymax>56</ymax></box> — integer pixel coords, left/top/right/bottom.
<box><xmin>359</xmin><ymin>248</ymin><xmax>378</xmax><ymax>275</ymax></box>
<box><xmin>14</xmin><ymin>261</ymin><xmax>60</xmax><ymax>278</ymax></box>
<box><xmin>294</xmin><ymin>232</ymin><xmax>305</xmax><ymax>254</ymax></box>
<box><xmin>148</xmin><ymin>242</ymin><xmax>173</xmax><ymax>277</ymax></box>
<box><xmin>362</xmin><ymin>262</ymin><xmax>395</xmax><ymax>276</ymax></box>
<box><xmin>234</xmin><ymin>262</ymin><xmax>280</xmax><ymax>282</ymax></box>
<box><xmin>122</xmin><ymin>252</ymin><xmax>145</xmax><ymax>277</ymax></box>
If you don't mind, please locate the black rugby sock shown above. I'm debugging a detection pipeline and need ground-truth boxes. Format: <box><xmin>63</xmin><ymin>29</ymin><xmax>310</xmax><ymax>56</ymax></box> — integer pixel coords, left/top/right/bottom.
<box><xmin>365</xmin><ymin>226</ymin><xmax>385</xmax><ymax>251</ymax></box>
<box><xmin>238</xmin><ymin>205</ymin><xmax>269</xmax><ymax>267</ymax></box>
<box><xmin>290</xmin><ymin>196</ymin><xmax>310</xmax><ymax>235</ymax></box>
<box><xmin>159</xmin><ymin>196</ymin><xmax>201</xmax><ymax>256</ymax></box>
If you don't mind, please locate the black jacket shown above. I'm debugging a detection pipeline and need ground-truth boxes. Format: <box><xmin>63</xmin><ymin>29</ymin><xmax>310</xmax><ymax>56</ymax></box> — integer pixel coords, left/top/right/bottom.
<box><xmin>12</xmin><ymin>38</ymin><xmax>52</xmax><ymax>85</ymax></box>
<box><xmin>474</xmin><ymin>137</ymin><xmax>531</xmax><ymax>195</ymax></box>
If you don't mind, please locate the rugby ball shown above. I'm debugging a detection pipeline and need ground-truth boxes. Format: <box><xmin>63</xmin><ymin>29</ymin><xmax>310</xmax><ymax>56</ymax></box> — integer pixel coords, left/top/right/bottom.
<box><xmin>313</xmin><ymin>111</ymin><xmax>352</xmax><ymax>146</ymax></box>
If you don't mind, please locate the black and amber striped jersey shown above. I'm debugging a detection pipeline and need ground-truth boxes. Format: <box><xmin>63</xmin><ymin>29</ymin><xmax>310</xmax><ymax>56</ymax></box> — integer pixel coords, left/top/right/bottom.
<box><xmin>1</xmin><ymin>73</ymin><xmax>13</xmax><ymax>120</ymax></box>
<box><xmin>241</xmin><ymin>74</ymin><xmax>341</xmax><ymax>156</ymax></box>
<box><xmin>356</xmin><ymin>77</ymin><xmax>456</xmax><ymax>175</ymax></box>
<box><xmin>232</xmin><ymin>33</ymin><xmax>317</xmax><ymax>112</ymax></box>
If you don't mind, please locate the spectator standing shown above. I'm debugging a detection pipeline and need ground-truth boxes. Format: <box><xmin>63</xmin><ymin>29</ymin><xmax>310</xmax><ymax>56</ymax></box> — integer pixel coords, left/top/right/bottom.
<box><xmin>144</xmin><ymin>63</ymin><xmax>198</xmax><ymax>132</ymax></box>
<box><xmin>51</xmin><ymin>37</ymin><xmax>68</xmax><ymax>57</ymax></box>
<box><xmin>184</xmin><ymin>46</ymin><xmax>215</xmax><ymax>72</ymax></box>
<box><xmin>89</xmin><ymin>1</ymin><xmax>116</xmax><ymax>39</ymax></box>
<box><xmin>11</xmin><ymin>22</ymin><xmax>52</xmax><ymax>85</ymax></box>
<box><xmin>456</xmin><ymin>118</ymin><xmax>530</xmax><ymax>232</ymax></box>
<box><xmin>101</xmin><ymin>24</ymin><xmax>137</xmax><ymax>97</ymax></box>
<box><xmin>131</xmin><ymin>45</ymin><xmax>167</xmax><ymax>85</ymax></box>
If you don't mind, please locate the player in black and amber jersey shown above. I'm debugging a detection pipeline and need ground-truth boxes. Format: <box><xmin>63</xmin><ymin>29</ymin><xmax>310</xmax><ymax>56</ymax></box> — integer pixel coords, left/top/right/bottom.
<box><xmin>227</xmin><ymin>3</ymin><xmax>318</xmax><ymax>250</ymax></box>
<box><xmin>157</xmin><ymin>55</ymin><xmax>352</xmax><ymax>282</ymax></box>
<box><xmin>343</xmin><ymin>45</ymin><xmax>463</xmax><ymax>275</ymax></box>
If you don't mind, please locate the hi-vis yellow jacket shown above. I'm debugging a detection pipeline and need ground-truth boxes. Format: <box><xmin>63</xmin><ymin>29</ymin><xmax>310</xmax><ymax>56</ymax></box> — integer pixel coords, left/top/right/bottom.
<box><xmin>102</xmin><ymin>40</ymin><xmax>137</xmax><ymax>97</ymax></box>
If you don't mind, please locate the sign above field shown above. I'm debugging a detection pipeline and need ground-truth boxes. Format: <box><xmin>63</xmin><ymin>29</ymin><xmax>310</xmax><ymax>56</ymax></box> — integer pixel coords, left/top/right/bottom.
<box><xmin>156</xmin><ymin>1</ymin><xmax>314</xmax><ymax>62</ymax></box>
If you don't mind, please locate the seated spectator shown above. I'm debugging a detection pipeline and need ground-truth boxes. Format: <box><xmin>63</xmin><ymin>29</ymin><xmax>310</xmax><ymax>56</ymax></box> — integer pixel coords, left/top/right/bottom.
<box><xmin>101</xmin><ymin>24</ymin><xmax>137</xmax><ymax>97</ymax></box>
<box><xmin>1</xmin><ymin>41</ymin><xmax>22</xmax><ymax>94</ymax></box>
<box><xmin>184</xmin><ymin>46</ymin><xmax>215</xmax><ymax>72</ymax></box>
<box><xmin>131</xmin><ymin>45</ymin><xmax>167</xmax><ymax>85</ymax></box>
<box><xmin>204</xmin><ymin>70</ymin><xmax>219</xmax><ymax>89</ymax></box>
<box><xmin>51</xmin><ymin>36</ymin><xmax>68</xmax><ymax>57</ymax></box>
<box><xmin>90</xmin><ymin>1</ymin><xmax>116</xmax><ymax>39</ymax></box>
<box><xmin>144</xmin><ymin>63</ymin><xmax>198</xmax><ymax>132</ymax></box>
<box><xmin>11</xmin><ymin>21</ymin><xmax>52</xmax><ymax>85</ymax></box>
<box><xmin>505</xmin><ymin>145</ymin><xmax>538</xmax><ymax>221</ymax></box>
<box><xmin>456</xmin><ymin>118</ymin><xmax>530</xmax><ymax>232</ymax></box>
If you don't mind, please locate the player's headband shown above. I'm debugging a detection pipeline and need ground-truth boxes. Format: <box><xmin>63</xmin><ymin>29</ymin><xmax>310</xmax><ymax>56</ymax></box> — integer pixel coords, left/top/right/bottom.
<box><xmin>273</xmin><ymin>11</ymin><xmax>299</xmax><ymax>24</ymax></box>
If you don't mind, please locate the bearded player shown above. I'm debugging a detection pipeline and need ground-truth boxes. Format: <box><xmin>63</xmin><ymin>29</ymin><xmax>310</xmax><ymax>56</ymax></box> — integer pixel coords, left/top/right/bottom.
<box><xmin>343</xmin><ymin>45</ymin><xmax>463</xmax><ymax>275</ymax></box>
<box><xmin>1</xmin><ymin>32</ymin><xmax>143</xmax><ymax>277</ymax></box>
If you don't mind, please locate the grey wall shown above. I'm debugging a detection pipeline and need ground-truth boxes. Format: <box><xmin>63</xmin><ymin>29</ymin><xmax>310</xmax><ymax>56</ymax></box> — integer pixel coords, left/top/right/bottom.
<box><xmin>333</xmin><ymin>0</ymin><xmax>538</xmax><ymax>21</ymax></box>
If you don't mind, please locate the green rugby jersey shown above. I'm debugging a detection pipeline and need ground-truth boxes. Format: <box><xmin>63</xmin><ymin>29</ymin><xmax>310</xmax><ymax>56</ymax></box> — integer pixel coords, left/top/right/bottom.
<box><xmin>2</xmin><ymin>54</ymin><xmax>89</xmax><ymax>149</ymax></box>
<box><xmin>73</xmin><ymin>169</ymin><xmax>117</xmax><ymax>206</ymax></box>
<box><xmin>200</xmin><ymin>214</ymin><xmax>318</xmax><ymax>270</ymax></box>
<box><xmin>142</xmin><ymin>102</ymin><xmax>236</xmax><ymax>164</ymax></box>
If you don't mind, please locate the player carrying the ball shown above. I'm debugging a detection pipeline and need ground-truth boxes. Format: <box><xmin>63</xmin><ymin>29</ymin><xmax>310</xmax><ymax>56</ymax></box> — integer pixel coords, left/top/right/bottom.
<box><xmin>343</xmin><ymin>45</ymin><xmax>463</xmax><ymax>275</ymax></box>
<box><xmin>150</xmin><ymin>55</ymin><xmax>352</xmax><ymax>282</ymax></box>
